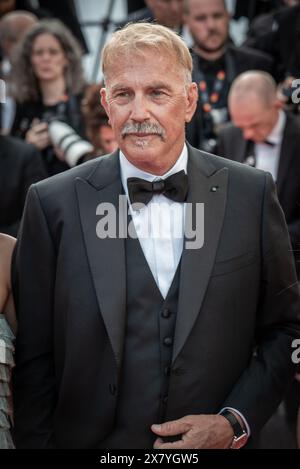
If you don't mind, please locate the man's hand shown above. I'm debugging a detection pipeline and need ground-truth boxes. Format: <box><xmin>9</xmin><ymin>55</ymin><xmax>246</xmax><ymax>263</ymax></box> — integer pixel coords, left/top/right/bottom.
<box><xmin>151</xmin><ymin>414</ymin><xmax>234</xmax><ymax>449</ymax></box>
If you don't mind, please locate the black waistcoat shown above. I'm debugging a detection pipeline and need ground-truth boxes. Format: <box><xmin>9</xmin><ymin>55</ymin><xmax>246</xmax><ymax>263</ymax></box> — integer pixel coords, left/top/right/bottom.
<box><xmin>99</xmin><ymin>233</ymin><xmax>181</xmax><ymax>449</ymax></box>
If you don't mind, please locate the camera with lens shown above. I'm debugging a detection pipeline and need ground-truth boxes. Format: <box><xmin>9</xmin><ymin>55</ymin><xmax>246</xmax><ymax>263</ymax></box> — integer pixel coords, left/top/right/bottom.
<box><xmin>48</xmin><ymin>120</ymin><xmax>94</xmax><ymax>167</ymax></box>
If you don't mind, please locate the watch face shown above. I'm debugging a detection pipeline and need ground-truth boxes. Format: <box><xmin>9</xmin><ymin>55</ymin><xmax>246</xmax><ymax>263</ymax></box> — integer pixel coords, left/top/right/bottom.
<box><xmin>231</xmin><ymin>433</ymin><xmax>248</xmax><ymax>449</ymax></box>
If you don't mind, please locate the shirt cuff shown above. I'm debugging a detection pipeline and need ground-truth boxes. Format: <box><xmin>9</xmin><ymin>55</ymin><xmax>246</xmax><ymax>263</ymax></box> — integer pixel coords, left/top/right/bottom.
<box><xmin>219</xmin><ymin>407</ymin><xmax>251</xmax><ymax>436</ymax></box>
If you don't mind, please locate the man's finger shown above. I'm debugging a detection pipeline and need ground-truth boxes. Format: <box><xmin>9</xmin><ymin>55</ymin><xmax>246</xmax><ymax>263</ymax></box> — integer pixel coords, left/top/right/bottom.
<box><xmin>151</xmin><ymin>418</ymin><xmax>190</xmax><ymax>436</ymax></box>
<box><xmin>153</xmin><ymin>437</ymin><xmax>164</xmax><ymax>448</ymax></box>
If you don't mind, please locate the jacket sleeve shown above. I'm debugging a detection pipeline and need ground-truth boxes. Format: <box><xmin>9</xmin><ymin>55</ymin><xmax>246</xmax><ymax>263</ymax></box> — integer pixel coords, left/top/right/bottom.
<box><xmin>12</xmin><ymin>185</ymin><xmax>56</xmax><ymax>448</ymax></box>
<box><xmin>222</xmin><ymin>172</ymin><xmax>300</xmax><ymax>438</ymax></box>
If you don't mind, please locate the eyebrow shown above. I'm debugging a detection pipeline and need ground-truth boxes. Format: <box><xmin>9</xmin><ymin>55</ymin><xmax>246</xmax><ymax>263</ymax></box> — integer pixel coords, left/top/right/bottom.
<box><xmin>110</xmin><ymin>82</ymin><xmax>173</xmax><ymax>93</ymax></box>
<box><xmin>147</xmin><ymin>82</ymin><xmax>173</xmax><ymax>91</ymax></box>
<box><xmin>110</xmin><ymin>85</ymin><xmax>128</xmax><ymax>94</ymax></box>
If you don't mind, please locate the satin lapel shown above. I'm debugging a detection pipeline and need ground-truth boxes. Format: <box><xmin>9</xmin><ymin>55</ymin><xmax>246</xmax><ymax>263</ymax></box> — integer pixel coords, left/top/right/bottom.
<box><xmin>172</xmin><ymin>146</ymin><xmax>228</xmax><ymax>364</ymax></box>
<box><xmin>75</xmin><ymin>152</ymin><xmax>126</xmax><ymax>369</ymax></box>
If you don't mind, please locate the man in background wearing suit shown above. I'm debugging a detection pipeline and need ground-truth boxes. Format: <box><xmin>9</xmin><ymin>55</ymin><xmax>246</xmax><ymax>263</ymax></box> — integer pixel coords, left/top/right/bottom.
<box><xmin>0</xmin><ymin>132</ymin><xmax>46</xmax><ymax>236</ymax></box>
<box><xmin>218</xmin><ymin>70</ymin><xmax>300</xmax><ymax>446</ymax></box>
<box><xmin>243</xmin><ymin>2</ymin><xmax>300</xmax><ymax>82</ymax></box>
<box><xmin>12</xmin><ymin>23</ymin><xmax>300</xmax><ymax>449</ymax></box>
<box><xmin>118</xmin><ymin>0</ymin><xmax>184</xmax><ymax>32</ymax></box>
<box><xmin>218</xmin><ymin>71</ymin><xmax>300</xmax><ymax>279</ymax></box>
<box><xmin>184</xmin><ymin>0</ymin><xmax>274</xmax><ymax>152</ymax></box>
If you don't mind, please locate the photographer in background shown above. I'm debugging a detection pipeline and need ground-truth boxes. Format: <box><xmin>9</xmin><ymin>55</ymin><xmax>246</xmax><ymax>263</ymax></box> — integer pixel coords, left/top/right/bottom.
<box><xmin>11</xmin><ymin>19</ymin><xmax>86</xmax><ymax>176</ymax></box>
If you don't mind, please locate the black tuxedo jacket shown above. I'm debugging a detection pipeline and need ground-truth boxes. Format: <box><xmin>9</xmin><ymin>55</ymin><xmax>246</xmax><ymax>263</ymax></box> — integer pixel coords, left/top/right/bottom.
<box><xmin>12</xmin><ymin>144</ymin><xmax>300</xmax><ymax>448</ymax></box>
<box><xmin>0</xmin><ymin>135</ymin><xmax>46</xmax><ymax>236</ymax></box>
<box><xmin>186</xmin><ymin>45</ymin><xmax>274</xmax><ymax>149</ymax></box>
<box><xmin>218</xmin><ymin>113</ymin><xmax>300</xmax><ymax>276</ymax></box>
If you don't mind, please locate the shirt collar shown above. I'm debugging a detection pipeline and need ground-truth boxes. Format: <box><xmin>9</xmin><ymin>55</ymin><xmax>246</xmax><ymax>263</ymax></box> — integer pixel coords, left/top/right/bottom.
<box><xmin>119</xmin><ymin>143</ymin><xmax>188</xmax><ymax>197</ymax></box>
<box><xmin>265</xmin><ymin>110</ymin><xmax>286</xmax><ymax>145</ymax></box>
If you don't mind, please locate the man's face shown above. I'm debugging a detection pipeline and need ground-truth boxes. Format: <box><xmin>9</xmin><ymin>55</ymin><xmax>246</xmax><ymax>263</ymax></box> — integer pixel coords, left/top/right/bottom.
<box><xmin>230</xmin><ymin>96</ymin><xmax>279</xmax><ymax>143</ymax></box>
<box><xmin>98</xmin><ymin>125</ymin><xmax>118</xmax><ymax>154</ymax></box>
<box><xmin>184</xmin><ymin>0</ymin><xmax>229</xmax><ymax>53</ymax></box>
<box><xmin>146</xmin><ymin>0</ymin><xmax>184</xmax><ymax>29</ymax></box>
<box><xmin>101</xmin><ymin>49</ymin><xmax>197</xmax><ymax>174</ymax></box>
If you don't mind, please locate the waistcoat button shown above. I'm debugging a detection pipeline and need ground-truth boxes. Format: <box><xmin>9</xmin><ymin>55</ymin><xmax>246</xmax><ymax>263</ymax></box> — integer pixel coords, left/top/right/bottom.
<box><xmin>163</xmin><ymin>337</ymin><xmax>173</xmax><ymax>347</ymax></box>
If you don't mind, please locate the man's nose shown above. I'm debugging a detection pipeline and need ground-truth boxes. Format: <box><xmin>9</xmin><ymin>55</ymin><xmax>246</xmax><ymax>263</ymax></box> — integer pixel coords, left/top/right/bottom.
<box><xmin>170</xmin><ymin>0</ymin><xmax>182</xmax><ymax>14</ymax></box>
<box><xmin>206</xmin><ymin>17</ymin><xmax>217</xmax><ymax>31</ymax></box>
<box><xmin>129</xmin><ymin>96</ymin><xmax>150</xmax><ymax>122</ymax></box>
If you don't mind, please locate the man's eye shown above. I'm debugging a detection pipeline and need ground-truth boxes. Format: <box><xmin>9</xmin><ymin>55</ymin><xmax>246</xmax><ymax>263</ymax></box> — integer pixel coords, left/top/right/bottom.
<box><xmin>151</xmin><ymin>90</ymin><xmax>165</xmax><ymax>97</ymax></box>
<box><xmin>213</xmin><ymin>13</ymin><xmax>224</xmax><ymax>20</ymax></box>
<box><xmin>115</xmin><ymin>92</ymin><xmax>130</xmax><ymax>98</ymax></box>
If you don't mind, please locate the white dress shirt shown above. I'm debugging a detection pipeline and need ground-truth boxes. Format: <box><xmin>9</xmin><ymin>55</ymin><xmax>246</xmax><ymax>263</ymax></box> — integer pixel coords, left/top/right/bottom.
<box><xmin>254</xmin><ymin>110</ymin><xmax>286</xmax><ymax>181</ymax></box>
<box><xmin>120</xmin><ymin>144</ymin><xmax>187</xmax><ymax>299</ymax></box>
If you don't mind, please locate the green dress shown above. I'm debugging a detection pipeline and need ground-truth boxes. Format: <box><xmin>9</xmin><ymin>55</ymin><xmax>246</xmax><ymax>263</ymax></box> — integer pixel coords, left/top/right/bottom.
<box><xmin>0</xmin><ymin>314</ymin><xmax>14</xmax><ymax>449</ymax></box>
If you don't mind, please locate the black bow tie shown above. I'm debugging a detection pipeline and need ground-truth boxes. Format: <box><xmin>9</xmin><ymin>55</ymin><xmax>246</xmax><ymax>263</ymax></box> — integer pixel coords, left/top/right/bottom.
<box><xmin>127</xmin><ymin>170</ymin><xmax>189</xmax><ymax>206</ymax></box>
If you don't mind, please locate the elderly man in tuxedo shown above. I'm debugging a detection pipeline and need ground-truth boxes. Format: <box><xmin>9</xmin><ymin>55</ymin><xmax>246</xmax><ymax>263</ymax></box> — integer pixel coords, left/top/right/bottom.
<box><xmin>12</xmin><ymin>23</ymin><xmax>300</xmax><ymax>449</ymax></box>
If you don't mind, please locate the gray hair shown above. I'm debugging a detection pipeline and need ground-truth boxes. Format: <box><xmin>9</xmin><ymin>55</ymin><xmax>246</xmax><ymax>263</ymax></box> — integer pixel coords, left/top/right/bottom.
<box><xmin>102</xmin><ymin>22</ymin><xmax>193</xmax><ymax>86</ymax></box>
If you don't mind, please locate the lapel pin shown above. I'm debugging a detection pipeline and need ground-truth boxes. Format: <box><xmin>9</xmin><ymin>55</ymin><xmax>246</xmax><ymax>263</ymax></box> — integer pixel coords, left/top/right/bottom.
<box><xmin>211</xmin><ymin>186</ymin><xmax>219</xmax><ymax>193</ymax></box>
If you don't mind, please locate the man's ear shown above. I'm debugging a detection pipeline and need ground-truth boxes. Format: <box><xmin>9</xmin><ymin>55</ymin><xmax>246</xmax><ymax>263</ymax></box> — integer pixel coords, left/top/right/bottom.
<box><xmin>100</xmin><ymin>88</ymin><xmax>110</xmax><ymax>119</ymax></box>
<box><xmin>185</xmin><ymin>82</ymin><xmax>198</xmax><ymax>123</ymax></box>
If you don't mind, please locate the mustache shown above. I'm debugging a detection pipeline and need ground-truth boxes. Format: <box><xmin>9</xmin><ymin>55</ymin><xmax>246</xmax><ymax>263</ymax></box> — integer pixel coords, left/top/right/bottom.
<box><xmin>121</xmin><ymin>122</ymin><xmax>166</xmax><ymax>139</ymax></box>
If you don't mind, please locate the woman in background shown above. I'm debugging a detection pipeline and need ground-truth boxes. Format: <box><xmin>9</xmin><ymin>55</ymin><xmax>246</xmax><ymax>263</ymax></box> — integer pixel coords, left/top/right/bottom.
<box><xmin>0</xmin><ymin>234</ymin><xmax>16</xmax><ymax>449</ymax></box>
<box><xmin>11</xmin><ymin>19</ymin><xmax>86</xmax><ymax>176</ymax></box>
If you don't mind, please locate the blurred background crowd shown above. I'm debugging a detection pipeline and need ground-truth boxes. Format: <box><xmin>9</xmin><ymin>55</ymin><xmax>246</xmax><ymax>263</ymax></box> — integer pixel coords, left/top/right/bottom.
<box><xmin>0</xmin><ymin>0</ymin><xmax>300</xmax><ymax>448</ymax></box>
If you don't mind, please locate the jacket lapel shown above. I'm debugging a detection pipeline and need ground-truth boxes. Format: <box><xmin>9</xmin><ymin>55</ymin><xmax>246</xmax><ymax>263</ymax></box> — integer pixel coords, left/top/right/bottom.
<box><xmin>172</xmin><ymin>145</ymin><xmax>228</xmax><ymax>363</ymax></box>
<box><xmin>75</xmin><ymin>152</ymin><xmax>126</xmax><ymax>370</ymax></box>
